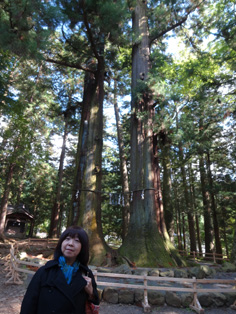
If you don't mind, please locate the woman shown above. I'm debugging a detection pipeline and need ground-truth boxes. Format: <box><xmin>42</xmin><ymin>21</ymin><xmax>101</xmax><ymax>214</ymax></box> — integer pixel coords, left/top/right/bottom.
<box><xmin>20</xmin><ymin>226</ymin><xmax>100</xmax><ymax>314</ymax></box>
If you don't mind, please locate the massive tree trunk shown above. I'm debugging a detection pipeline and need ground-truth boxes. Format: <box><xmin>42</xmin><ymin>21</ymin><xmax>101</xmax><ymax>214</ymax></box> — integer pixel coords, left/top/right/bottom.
<box><xmin>49</xmin><ymin>113</ymin><xmax>69</xmax><ymax>238</ymax></box>
<box><xmin>114</xmin><ymin>79</ymin><xmax>130</xmax><ymax>240</ymax></box>
<box><xmin>70</xmin><ymin>60</ymin><xmax>107</xmax><ymax>265</ymax></box>
<box><xmin>119</xmin><ymin>0</ymin><xmax>182</xmax><ymax>267</ymax></box>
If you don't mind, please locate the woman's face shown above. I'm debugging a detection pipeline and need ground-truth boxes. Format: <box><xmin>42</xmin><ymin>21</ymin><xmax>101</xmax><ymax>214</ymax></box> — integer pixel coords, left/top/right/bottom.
<box><xmin>61</xmin><ymin>235</ymin><xmax>82</xmax><ymax>265</ymax></box>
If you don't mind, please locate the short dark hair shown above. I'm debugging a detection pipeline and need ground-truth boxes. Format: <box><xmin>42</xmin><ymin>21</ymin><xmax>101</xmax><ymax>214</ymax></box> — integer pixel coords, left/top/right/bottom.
<box><xmin>54</xmin><ymin>226</ymin><xmax>89</xmax><ymax>266</ymax></box>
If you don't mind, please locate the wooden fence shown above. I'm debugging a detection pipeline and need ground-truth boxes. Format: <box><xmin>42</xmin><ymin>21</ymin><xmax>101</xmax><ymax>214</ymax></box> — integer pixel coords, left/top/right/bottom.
<box><xmin>178</xmin><ymin>250</ymin><xmax>229</xmax><ymax>263</ymax></box>
<box><xmin>19</xmin><ymin>237</ymin><xmax>58</xmax><ymax>248</ymax></box>
<box><xmin>3</xmin><ymin>244</ymin><xmax>236</xmax><ymax>314</ymax></box>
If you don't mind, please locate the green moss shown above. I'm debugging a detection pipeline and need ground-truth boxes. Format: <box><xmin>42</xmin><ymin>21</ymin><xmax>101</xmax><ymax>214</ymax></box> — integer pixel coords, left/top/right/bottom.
<box><xmin>118</xmin><ymin>226</ymin><xmax>184</xmax><ymax>268</ymax></box>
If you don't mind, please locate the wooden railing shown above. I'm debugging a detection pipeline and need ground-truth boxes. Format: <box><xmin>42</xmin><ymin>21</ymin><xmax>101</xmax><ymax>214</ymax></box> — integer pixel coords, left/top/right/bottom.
<box><xmin>178</xmin><ymin>250</ymin><xmax>229</xmax><ymax>263</ymax></box>
<box><xmin>3</xmin><ymin>245</ymin><xmax>236</xmax><ymax>314</ymax></box>
<box><xmin>19</xmin><ymin>238</ymin><xmax>58</xmax><ymax>248</ymax></box>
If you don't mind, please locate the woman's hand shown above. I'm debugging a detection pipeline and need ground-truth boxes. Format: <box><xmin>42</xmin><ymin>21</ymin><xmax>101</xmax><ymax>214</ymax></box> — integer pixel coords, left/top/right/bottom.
<box><xmin>83</xmin><ymin>275</ymin><xmax>94</xmax><ymax>299</ymax></box>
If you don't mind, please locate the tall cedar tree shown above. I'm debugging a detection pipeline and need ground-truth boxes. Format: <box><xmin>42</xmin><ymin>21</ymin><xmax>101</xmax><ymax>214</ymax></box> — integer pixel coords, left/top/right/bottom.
<box><xmin>119</xmin><ymin>0</ymin><xmax>201</xmax><ymax>267</ymax></box>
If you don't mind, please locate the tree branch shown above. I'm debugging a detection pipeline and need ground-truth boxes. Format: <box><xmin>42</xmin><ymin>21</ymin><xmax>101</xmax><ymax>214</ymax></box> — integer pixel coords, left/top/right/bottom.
<box><xmin>80</xmin><ymin>0</ymin><xmax>100</xmax><ymax>61</ymax></box>
<box><xmin>44</xmin><ymin>57</ymin><xmax>94</xmax><ymax>73</ymax></box>
<box><xmin>149</xmin><ymin>15</ymin><xmax>188</xmax><ymax>45</ymax></box>
<box><xmin>149</xmin><ymin>1</ymin><xmax>205</xmax><ymax>45</ymax></box>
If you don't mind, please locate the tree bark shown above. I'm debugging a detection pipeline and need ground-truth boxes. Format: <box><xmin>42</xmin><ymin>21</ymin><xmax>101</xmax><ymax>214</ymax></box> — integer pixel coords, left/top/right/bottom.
<box><xmin>119</xmin><ymin>0</ymin><xmax>182</xmax><ymax>267</ymax></box>
<box><xmin>70</xmin><ymin>59</ymin><xmax>107</xmax><ymax>265</ymax></box>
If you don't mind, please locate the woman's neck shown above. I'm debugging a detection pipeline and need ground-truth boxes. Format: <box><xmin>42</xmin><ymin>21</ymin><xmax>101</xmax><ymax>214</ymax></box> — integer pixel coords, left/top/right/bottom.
<box><xmin>65</xmin><ymin>257</ymin><xmax>76</xmax><ymax>266</ymax></box>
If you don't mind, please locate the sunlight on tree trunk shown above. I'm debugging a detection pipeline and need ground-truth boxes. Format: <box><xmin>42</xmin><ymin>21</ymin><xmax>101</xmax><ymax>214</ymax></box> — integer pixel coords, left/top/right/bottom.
<box><xmin>70</xmin><ymin>64</ymin><xmax>108</xmax><ymax>265</ymax></box>
<box><xmin>119</xmin><ymin>0</ymin><xmax>183</xmax><ymax>267</ymax></box>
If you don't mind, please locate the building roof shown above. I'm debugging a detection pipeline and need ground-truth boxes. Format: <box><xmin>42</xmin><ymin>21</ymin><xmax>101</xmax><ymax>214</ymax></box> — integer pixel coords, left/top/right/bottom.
<box><xmin>7</xmin><ymin>204</ymin><xmax>34</xmax><ymax>221</ymax></box>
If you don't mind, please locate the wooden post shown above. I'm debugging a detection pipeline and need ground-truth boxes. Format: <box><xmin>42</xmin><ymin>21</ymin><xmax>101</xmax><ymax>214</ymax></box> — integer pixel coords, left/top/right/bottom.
<box><xmin>230</xmin><ymin>278</ymin><xmax>236</xmax><ymax>310</ymax></box>
<box><xmin>142</xmin><ymin>275</ymin><xmax>151</xmax><ymax>313</ymax></box>
<box><xmin>213</xmin><ymin>251</ymin><xmax>216</xmax><ymax>263</ymax></box>
<box><xmin>190</xmin><ymin>277</ymin><xmax>204</xmax><ymax>314</ymax></box>
<box><xmin>4</xmin><ymin>252</ymin><xmax>12</xmax><ymax>278</ymax></box>
<box><xmin>93</xmin><ymin>270</ymin><xmax>97</xmax><ymax>282</ymax></box>
<box><xmin>193</xmin><ymin>251</ymin><xmax>196</xmax><ymax>260</ymax></box>
<box><xmin>5</xmin><ymin>244</ymin><xmax>23</xmax><ymax>285</ymax></box>
<box><xmin>231</xmin><ymin>300</ymin><xmax>236</xmax><ymax>310</ymax></box>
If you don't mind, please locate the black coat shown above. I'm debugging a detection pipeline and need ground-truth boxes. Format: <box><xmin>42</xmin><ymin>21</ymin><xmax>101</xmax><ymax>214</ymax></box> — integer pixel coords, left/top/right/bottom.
<box><xmin>20</xmin><ymin>260</ymin><xmax>99</xmax><ymax>314</ymax></box>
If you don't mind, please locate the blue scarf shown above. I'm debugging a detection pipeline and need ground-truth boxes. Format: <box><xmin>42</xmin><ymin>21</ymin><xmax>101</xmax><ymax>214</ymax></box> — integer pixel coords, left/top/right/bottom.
<box><xmin>58</xmin><ymin>256</ymin><xmax>80</xmax><ymax>284</ymax></box>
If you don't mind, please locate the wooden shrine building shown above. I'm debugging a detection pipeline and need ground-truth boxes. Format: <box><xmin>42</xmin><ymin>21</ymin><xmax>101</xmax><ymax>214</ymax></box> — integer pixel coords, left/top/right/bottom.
<box><xmin>4</xmin><ymin>204</ymin><xmax>34</xmax><ymax>238</ymax></box>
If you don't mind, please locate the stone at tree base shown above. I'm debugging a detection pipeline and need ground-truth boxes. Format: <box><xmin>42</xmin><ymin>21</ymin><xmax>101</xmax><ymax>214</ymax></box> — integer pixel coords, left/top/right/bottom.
<box><xmin>103</xmin><ymin>288</ymin><xmax>119</xmax><ymax>304</ymax></box>
<box><xmin>118</xmin><ymin>289</ymin><xmax>134</xmax><ymax>304</ymax></box>
<box><xmin>134</xmin><ymin>289</ymin><xmax>144</xmax><ymax>305</ymax></box>
<box><xmin>159</xmin><ymin>269</ymin><xmax>175</xmax><ymax>277</ymax></box>
<box><xmin>211</xmin><ymin>293</ymin><xmax>227</xmax><ymax>307</ymax></box>
<box><xmin>174</xmin><ymin>268</ymin><xmax>188</xmax><ymax>278</ymax></box>
<box><xmin>198</xmin><ymin>293</ymin><xmax>214</xmax><ymax>307</ymax></box>
<box><xmin>148</xmin><ymin>291</ymin><xmax>165</xmax><ymax>306</ymax></box>
<box><xmin>181</xmin><ymin>293</ymin><xmax>193</xmax><ymax>307</ymax></box>
<box><xmin>165</xmin><ymin>291</ymin><xmax>181</xmax><ymax>307</ymax></box>
<box><xmin>132</xmin><ymin>268</ymin><xmax>149</xmax><ymax>276</ymax></box>
<box><xmin>148</xmin><ymin>269</ymin><xmax>160</xmax><ymax>276</ymax></box>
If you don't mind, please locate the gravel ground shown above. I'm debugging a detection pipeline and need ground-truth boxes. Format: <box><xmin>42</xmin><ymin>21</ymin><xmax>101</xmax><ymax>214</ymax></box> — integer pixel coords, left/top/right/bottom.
<box><xmin>1</xmin><ymin>299</ymin><xmax>236</xmax><ymax>314</ymax></box>
<box><xmin>99</xmin><ymin>302</ymin><xmax>236</xmax><ymax>313</ymax></box>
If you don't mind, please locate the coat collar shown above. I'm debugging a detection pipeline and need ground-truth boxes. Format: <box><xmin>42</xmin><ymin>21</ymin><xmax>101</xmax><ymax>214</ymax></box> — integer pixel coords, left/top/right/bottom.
<box><xmin>44</xmin><ymin>259</ymin><xmax>89</xmax><ymax>303</ymax></box>
<box><xmin>45</xmin><ymin>259</ymin><xmax>90</xmax><ymax>274</ymax></box>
